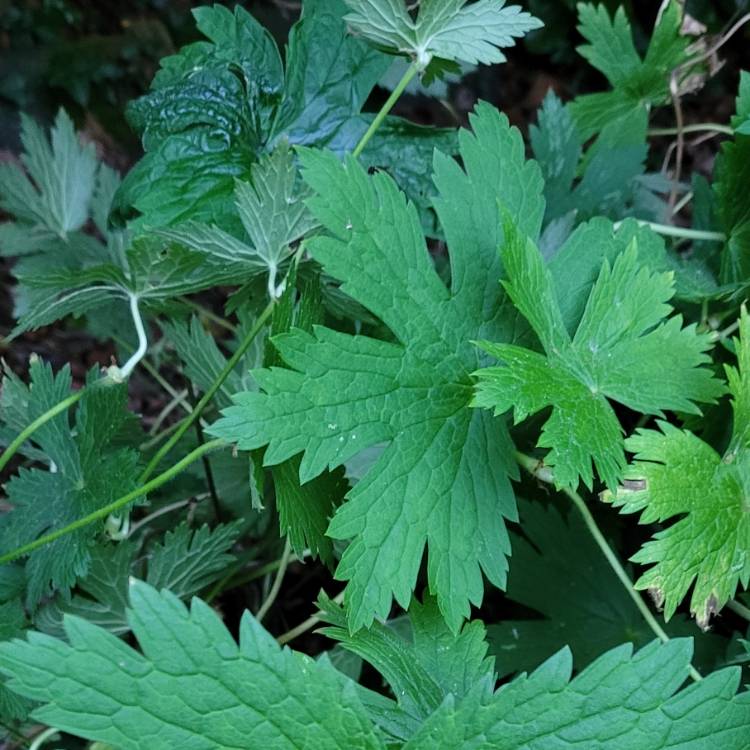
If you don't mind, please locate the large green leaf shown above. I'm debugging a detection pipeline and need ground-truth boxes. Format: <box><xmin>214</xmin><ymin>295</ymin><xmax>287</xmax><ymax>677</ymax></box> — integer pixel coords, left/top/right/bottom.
<box><xmin>211</xmin><ymin>103</ymin><xmax>545</xmax><ymax>631</ymax></box>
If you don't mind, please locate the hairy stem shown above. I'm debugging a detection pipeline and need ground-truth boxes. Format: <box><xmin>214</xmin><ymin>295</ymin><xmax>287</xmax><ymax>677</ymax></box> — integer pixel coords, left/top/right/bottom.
<box><xmin>515</xmin><ymin>452</ymin><xmax>703</xmax><ymax>683</ymax></box>
<box><xmin>179</xmin><ymin>296</ymin><xmax>237</xmax><ymax>333</ymax></box>
<box><xmin>138</xmin><ymin>299</ymin><xmax>275</xmax><ymax>483</ymax></box>
<box><xmin>0</xmin><ymin>391</ymin><xmax>83</xmax><ymax>474</ymax></box>
<box><xmin>256</xmin><ymin>538</ymin><xmax>293</xmax><ymax>623</ymax></box>
<box><xmin>0</xmin><ymin>439</ymin><xmax>227</xmax><ymax>566</ymax></box>
<box><xmin>727</xmin><ymin>599</ymin><xmax>750</xmax><ymax>623</ymax></box>
<box><xmin>277</xmin><ymin>591</ymin><xmax>345</xmax><ymax>646</ymax></box>
<box><xmin>615</xmin><ymin>220</ymin><xmax>726</xmax><ymax>243</ymax></box>
<box><xmin>29</xmin><ymin>727</ymin><xmax>60</xmax><ymax>750</ymax></box>
<box><xmin>352</xmin><ymin>63</ymin><xmax>419</xmax><ymax>159</ymax></box>
<box><xmin>649</xmin><ymin>123</ymin><xmax>734</xmax><ymax>137</ymax></box>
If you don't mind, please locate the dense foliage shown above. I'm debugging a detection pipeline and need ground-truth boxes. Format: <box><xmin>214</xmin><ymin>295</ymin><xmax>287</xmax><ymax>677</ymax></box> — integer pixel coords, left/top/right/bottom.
<box><xmin>1</xmin><ymin>0</ymin><xmax>750</xmax><ymax>747</ymax></box>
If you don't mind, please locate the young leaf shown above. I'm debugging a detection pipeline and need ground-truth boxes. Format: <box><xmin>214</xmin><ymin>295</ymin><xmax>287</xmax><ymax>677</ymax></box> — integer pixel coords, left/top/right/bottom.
<box><xmin>473</xmin><ymin>223</ymin><xmax>724</xmax><ymax>491</ymax></box>
<box><xmin>210</xmin><ymin>103</ymin><xmax>546</xmax><ymax>631</ymax></box>
<box><xmin>404</xmin><ymin>639</ymin><xmax>750</xmax><ymax>749</ymax></box>
<box><xmin>0</xmin><ymin>362</ymin><xmax>140</xmax><ymax>608</ymax></box>
<box><xmin>0</xmin><ymin>581</ymin><xmax>385</xmax><ymax>750</ymax></box>
<box><xmin>570</xmin><ymin>2</ymin><xmax>691</xmax><ymax>139</ymax></box>
<box><xmin>603</xmin><ymin>308</ymin><xmax>750</xmax><ymax>628</ymax></box>
<box><xmin>343</xmin><ymin>0</ymin><xmax>542</xmax><ymax>69</ymax></box>
<box><xmin>234</xmin><ymin>143</ymin><xmax>316</xmax><ymax>295</ymax></box>
<box><xmin>0</xmin><ymin>110</ymin><xmax>97</xmax><ymax>239</ymax></box>
<box><xmin>155</xmin><ymin>143</ymin><xmax>316</xmax><ymax>297</ymax></box>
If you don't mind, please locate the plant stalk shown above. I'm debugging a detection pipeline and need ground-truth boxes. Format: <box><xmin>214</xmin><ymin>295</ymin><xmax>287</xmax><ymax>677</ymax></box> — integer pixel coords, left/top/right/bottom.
<box><xmin>138</xmin><ymin>299</ymin><xmax>275</xmax><ymax>483</ymax></box>
<box><xmin>0</xmin><ymin>439</ymin><xmax>227</xmax><ymax>566</ymax></box>
<box><xmin>277</xmin><ymin>591</ymin><xmax>345</xmax><ymax>646</ymax></box>
<box><xmin>256</xmin><ymin>538</ymin><xmax>293</xmax><ymax>623</ymax></box>
<box><xmin>727</xmin><ymin>599</ymin><xmax>750</xmax><ymax>623</ymax></box>
<box><xmin>352</xmin><ymin>63</ymin><xmax>419</xmax><ymax>159</ymax></box>
<box><xmin>0</xmin><ymin>391</ymin><xmax>83</xmax><ymax>474</ymax></box>
<box><xmin>515</xmin><ymin>451</ymin><xmax>703</xmax><ymax>683</ymax></box>
<box><xmin>648</xmin><ymin>123</ymin><xmax>734</xmax><ymax>137</ymax></box>
<box><xmin>630</xmin><ymin>221</ymin><xmax>726</xmax><ymax>243</ymax></box>
<box><xmin>119</xmin><ymin>294</ymin><xmax>148</xmax><ymax>379</ymax></box>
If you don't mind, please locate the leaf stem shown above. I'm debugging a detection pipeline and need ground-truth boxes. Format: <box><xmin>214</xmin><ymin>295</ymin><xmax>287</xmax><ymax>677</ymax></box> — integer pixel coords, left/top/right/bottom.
<box><xmin>119</xmin><ymin>294</ymin><xmax>148</xmax><ymax>379</ymax></box>
<box><xmin>0</xmin><ymin>391</ymin><xmax>83</xmax><ymax>474</ymax></box>
<box><xmin>138</xmin><ymin>299</ymin><xmax>275</xmax><ymax>483</ymax></box>
<box><xmin>514</xmin><ymin>452</ymin><xmax>703</xmax><ymax>683</ymax></box>
<box><xmin>615</xmin><ymin>220</ymin><xmax>726</xmax><ymax>243</ymax></box>
<box><xmin>0</xmin><ymin>439</ymin><xmax>227</xmax><ymax>567</ymax></box>
<box><xmin>28</xmin><ymin>727</ymin><xmax>60</xmax><ymax>750</ymax></box>
<box><xmin>179</xmin><ymin>296</ymin><xmax>237</xmax><ymax>333</ymax></box>
<box><xmin>256</xmin><ymin>538</ymin><xmax>293</xmax><ymax>623</ymax></box>
<box><xmin>277</xmin><ymin>590</ymin><xmax>345</xmax><ymax>646</ymax></box>
<box><xmin>648</xmin><ymin>123</ymin><xmax>734</xmax><ymax>137</ymax></box>
<box><xmin>727</xmin><ymin>599</ymin><xmax>750</xmax><ymax>623</ymax></box>
<box><xmin>352</xmin><ymin>63</ymin><xmax>419</xmax><ymax>158</ymax></box>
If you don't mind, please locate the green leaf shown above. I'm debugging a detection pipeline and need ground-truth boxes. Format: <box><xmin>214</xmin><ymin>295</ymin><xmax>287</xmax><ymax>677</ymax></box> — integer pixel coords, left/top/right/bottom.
<box><xmin>275</xmin><ymin>0</ymin><xmax>388</xmax><ymax>144</ymax></box>
<box><xmin>487</xmin><ymin>498</ymin><xmax>725</xmax><ymax>677</ymax></box>
<box><xmin>116</xmin><ymin>4</ymin><xmax>282</xmax><ymax>228</ymax></box>
<box><xmin>3</xmin><ymin>585</ymin><xmax>750</xmax><ymax>748</ymax></box>
<box><xmin>35</xmin><ymin>542</ymin><xmax>133</xmax><ymax>637</ymax></box>
<box><xmin>531</xmin><ymin>91</ymin><xmax>658</xmax><ymax>226</ymax></box>
<box><xmin>211</xmin><ymin>103</ymin><xmax>545</xmax><ymax>631</ymax></box>
<box><xmin>603</xmin><ymin>308</ymin><xmax>750</xmax><ymax>628</ymax></box>
<box><xmin>36</xmin><ymin>523</ymin><xmax>241</xmax><ymax>638</ymax></box>
<box><xmin>343</xmin><ymin>0</ymin><xmax>542</xmax><ymax>69</ymax></box>
<box><xmin>161</xmin><ymin>315</ymin><xmax>261</xmax><ymax>409</ymax></box>
<box><xmin>156</xmin><ymin>142</ymin><xmax>316</xmax><ymax>296</ymax></box>
<box><xmin>0</xmin><ymin>109</ymin><xmax>97</xmax><ymax>239</ymax></box>
<box><xmin>0</xmin><ymin>600</ymin><xmax>31</xmax><ymax>724</ymax></box>
<box><xmin>403</xmin><ymin>639</ymin><xmax>750</xmax><ymax>749</ymax></box>
<box><xmin>474</xmin><ymin>223</ymin><xmax>724</xmax><ymax>491</ymax></box>
<box><xmin>319</xmin><ymin>593</ymin><xmax>495</xmax><ymax>722</ymax></box>
<box><xmin>715</xmin><ymin>71</ymin><xmax>750</xmax><ymax>283</ymax></box>
<box><xmin>0</xmin><ymin>581</ymin><xmax>385</xmax><ymax>749</ymax></box>
<box><xmin>117</xmin><ymin>0</ymin><xmax>390</xmax><ymax>229</ymax></box>
<box><xmin>0</xmin><ymin>362</ymin><xmax>140</xmax><ymax>608</ymax></box>
<box><xmin>145</xmin><ymin>522</ymin><xmax>241</xmax><ymax>598</ymax></box>
<box><xmin>234</xmin><ymin>143</ymin><xmax>317</xmax><ymax>294</ymax></box>
<box><xmin>570</xmin><ymin>2</ymin><xmax>691</xmax><ymax>139</ymax></box>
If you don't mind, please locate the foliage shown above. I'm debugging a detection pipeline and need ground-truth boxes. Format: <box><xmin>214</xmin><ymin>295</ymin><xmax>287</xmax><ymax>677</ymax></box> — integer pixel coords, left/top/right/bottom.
<box><xmin>1</xmin><ymin>0</ymin><xmax>750</xmax><ymax>745</ymax></box>
<box><xmin>604</xmin><ymin>308</ymin><xmax>750</xmax><ymax>628</ymax></box>
<box><xmin>1</xmin><ymin>582</ymin><xmax>749</xmax><ymax>748</ymax></box>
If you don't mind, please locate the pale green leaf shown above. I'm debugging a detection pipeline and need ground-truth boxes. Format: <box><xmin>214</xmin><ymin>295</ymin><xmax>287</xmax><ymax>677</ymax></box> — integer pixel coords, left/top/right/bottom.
<box><xmin>344</xmin><ymin>0</ymin><xmax>542</xmax><ymax>69</ymax></box>
<box><xmin>0</xmin><ymin>110</ymin><xmax>97</xmax><ymax>238</ymax></box>
<box><xmin>146</xmin><ymin>522</ymin><xmax>241</xmax><ymax>598</ymax></box>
